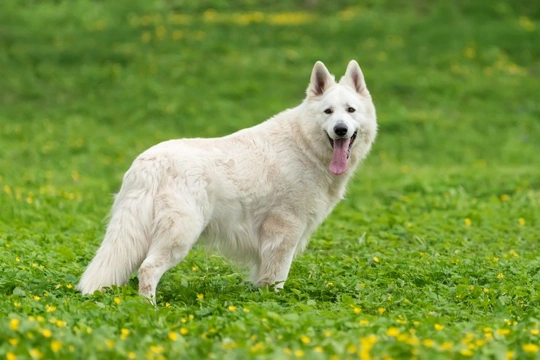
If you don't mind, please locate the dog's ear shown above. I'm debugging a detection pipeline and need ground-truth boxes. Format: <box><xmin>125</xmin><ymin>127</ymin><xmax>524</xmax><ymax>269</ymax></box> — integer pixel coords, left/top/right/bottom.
<box><xmin>307</xmin><ymin>61</ymin><xmax>335</xmax><ymax>97</ymax></box>
<box><xmin>340</xmin><ymin>60</ymin><xmax>368</xmax><ymax>96</ymax></box>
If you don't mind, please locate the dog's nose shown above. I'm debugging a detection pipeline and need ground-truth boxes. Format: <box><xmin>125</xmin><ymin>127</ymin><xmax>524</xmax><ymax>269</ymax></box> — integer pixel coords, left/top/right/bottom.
<box><xmin>333</xmin><ymin>123</ymin><xmax>348</xmax><ymax>137</ymax></box>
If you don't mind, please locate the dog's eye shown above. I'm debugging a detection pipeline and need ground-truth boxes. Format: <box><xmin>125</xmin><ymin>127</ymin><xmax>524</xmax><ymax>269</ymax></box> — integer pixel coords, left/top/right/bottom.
<box><xmin>347</xmin><ymin>107</ymin><xmax>356</xmax><ymax>113</ymax></box>
<box><xmin>324</xmin><ymin>108</ymin><xmax>333</xmax><ymax>114</ymax></box>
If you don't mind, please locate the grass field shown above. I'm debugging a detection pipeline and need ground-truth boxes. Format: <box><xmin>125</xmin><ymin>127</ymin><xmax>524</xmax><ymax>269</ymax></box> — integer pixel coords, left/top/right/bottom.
<box><xmin>1</xmin><ymin>0</ymin><xmax>539</xmax><ymax>359</ymax></box>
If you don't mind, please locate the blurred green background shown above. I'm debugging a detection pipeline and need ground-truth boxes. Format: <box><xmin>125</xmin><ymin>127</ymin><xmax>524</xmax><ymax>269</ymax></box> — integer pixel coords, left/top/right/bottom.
<box><xmin>1</xmin><ymin>0</ymin><xmax>539</xmax><ymax>230</ymax></box>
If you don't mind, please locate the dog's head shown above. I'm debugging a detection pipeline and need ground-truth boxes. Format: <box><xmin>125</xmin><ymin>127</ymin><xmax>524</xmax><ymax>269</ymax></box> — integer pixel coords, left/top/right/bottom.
<box><xmin>303</xmin><ymin>60</ymin><xmax>377</xmax><ymax>176</ymax></box>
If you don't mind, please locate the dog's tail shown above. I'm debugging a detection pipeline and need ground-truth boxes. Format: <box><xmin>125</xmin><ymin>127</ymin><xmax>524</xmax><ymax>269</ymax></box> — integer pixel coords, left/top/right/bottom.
<box><xmin>77</xmin><ymin>163</ymin><xmax>158</xmax><ymax>295</ymax></box>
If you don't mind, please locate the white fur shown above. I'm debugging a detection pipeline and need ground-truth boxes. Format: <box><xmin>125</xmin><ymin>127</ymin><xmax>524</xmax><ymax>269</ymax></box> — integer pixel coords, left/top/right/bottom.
<box><xmin>77</xmin><ymin>60</ymin><xmax>377</xmax><ymax>301</ymax></box>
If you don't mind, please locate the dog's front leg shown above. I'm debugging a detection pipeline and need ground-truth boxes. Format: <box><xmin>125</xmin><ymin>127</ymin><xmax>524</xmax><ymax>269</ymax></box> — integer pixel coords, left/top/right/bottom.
<box><xmin>253</xmin><ymin>214</ymin><xmax>304</xmax><ymax>290</ymax></box>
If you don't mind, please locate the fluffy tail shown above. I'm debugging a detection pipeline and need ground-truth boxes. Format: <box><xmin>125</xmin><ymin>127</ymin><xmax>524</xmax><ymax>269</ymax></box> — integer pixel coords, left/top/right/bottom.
<box><xmin>77</xmin><ymin>166</ymin><xmax>157</xmax><ymax>294</ymax></box>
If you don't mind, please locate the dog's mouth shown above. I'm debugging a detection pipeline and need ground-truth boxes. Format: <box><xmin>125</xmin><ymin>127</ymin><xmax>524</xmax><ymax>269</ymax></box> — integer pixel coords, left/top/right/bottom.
<box><xmin>326</xmin><ymin>131</ymin><xmax>357</xmax><ymax>156</ymax></box>
<box><xmin>326</xmin><ymin>131</ymin><xmax>357</xmax><ymax>176</ymax></box>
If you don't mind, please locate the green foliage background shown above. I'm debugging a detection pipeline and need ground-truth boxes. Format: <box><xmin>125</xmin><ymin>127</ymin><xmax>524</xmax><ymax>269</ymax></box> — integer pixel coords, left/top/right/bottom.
<box><xmin>0</xmin><ymin>0</ymin><xmax>539</xmax><ymax>359</ymax></box>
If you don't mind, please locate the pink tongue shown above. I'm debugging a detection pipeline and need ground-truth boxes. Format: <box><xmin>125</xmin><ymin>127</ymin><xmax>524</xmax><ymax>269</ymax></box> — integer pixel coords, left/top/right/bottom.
<box><xmin>329</xmin><ymin>138</ymin><xmax>351</xmax><ymax>175</ymax></box>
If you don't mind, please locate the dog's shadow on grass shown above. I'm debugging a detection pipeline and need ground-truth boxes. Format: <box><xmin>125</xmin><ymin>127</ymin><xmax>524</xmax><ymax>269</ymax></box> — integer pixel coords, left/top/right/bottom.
<box><xmin>145</xmin><ymin>275</ymin><xmax>343</xmax><ymax>309</ymax></box>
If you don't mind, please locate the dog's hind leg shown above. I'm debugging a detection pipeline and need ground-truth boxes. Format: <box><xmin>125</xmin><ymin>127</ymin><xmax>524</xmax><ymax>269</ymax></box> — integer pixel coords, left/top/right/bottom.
<box><xmin>253</xmin><ymin>214</ymin><xmax>304</xmax><ymax>290</ymax></box>
<box><xmin>138</xmin><ymin>197</ymin><xmax>204</xmax><ymax>306</ymax></box>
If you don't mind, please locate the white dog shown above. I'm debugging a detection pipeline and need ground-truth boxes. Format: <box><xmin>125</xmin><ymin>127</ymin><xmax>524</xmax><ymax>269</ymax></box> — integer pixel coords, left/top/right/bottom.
<box><xmin>78</xmin><ymin>60</ymin><xmax>377</xmax><ymax>303</ymax></box>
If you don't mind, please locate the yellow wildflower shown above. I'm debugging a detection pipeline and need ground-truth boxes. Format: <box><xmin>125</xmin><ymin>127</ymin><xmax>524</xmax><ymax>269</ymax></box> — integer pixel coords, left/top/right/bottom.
<box><xmin>463</xmin><ymin>47</ymin><xmax>476</xmax><ymax>59</ymax></box>
<box><xmin>168</xmin><ymin>331</ymin><xmax>178</xmax><ymax>341</ymax></box>
<box><xmin>179</xmin><ymin>328</ymin><xmax>188</xmax><ymax>335</ymax></box>
<box><xmin>360</xmin><ymin>334</ymin><xmax>378</xmax><ymax>345</ymax></box>
<box><xmin>386</xmin><ymin>327</ymin><xmax>400</xmax><ymax>337</ymax></box>
<box><xmin>56</xmin><ymin>320</ymin><xmax>66</xmax><ymax>328</ymax></box>
<box><xmin>250</xmin><ymin>342</ymin><xmax>265</xmax><ymax>353</ymax></box>
<box><xmin>530</xmin><ymin>328</ymin><xmax>539</xmax><ymax>335</ymax></box>
<box><xmin>373</xmin><ymin>257</ymin><xmax>380</xmax><ymax>263</ymax></box>
<box><xmin>114</xmin><ymin>297</ymin><xmax>121</xmax><ymax>305</ymax></box>
<box><xmin>518</xmin><ymin>218</ymin><xmax>525</xmax><ymax>226</ymax></box>
<box><xmin>300</xmin><ymin>335</ymin><xmax>310</xmax><ymax>344</ymax></box>
<box><xmin>172</xmin><ymin>30</ymin><xmax>183</xmax><ymax>41</ymax></box>
<box><xmin>150</xmin><ymin>345</ymin><xmax>164</xmax><ymax>354</ymax></box>
<box><xmin>197</xmin><ymin>294</ymin><xmax>204</xmax><ymax>300</ymax></box>
<box><xmin>497</xmin><ymin>273</ymin><xmax>504</xmax><ymax>279</ymax></box>
<box><xmin>423</xmin><ymin>339</ymin><xmax>435</xmax><ymax>347</ymax></box>
<box><xmin>440</xmin><ymin>341</ymin><xmax>453</xmax><ymax>351</ymax></box>
<box><xmin>221</xmin><ymin>341</ymin><xmax>236</xmax><ymax>350</ymax></box>
<box><xmin>294</xmin><ymin>349</ymin><xmax>304</xmax><ymax>357</ymax></box>
<box><xmin>434</xmin><ymin>324</ymin><xmax>444</xmax><ymax>331</ymax></box>
<box><xmin>267</xmin><ymin>12</ymin><xmax>314</xmax><ymax>26</ymax></box>
<box><xmin>460</xmin><ymin>348</ymin><xmax>474</xmax><ymax>357</ymax></box>
<box><xmin>42</xmin><ymin>329</ymin><xmax>52</xmax><ymax>338</ymax></box>
<box><xmin>46</xmin><ymin>305</ymin><xmax>56</xmax><ymax>312</ymax></box>
<box><xmin>141</xmin><ymin>32</ymin><xmax>151</xmax><ymax>43</ymax></box>
<box><xmin>29</xmin><ymin>349</ymin><xmax>43</xmax><ymax>359</ymax></box>
<box><xmin>121</xmin><ymin>328</ymin><xmax>130</xmax><ymax>340</ymax></box>
<box><xmin>519</xmin><ymin>16</ymin><xmax>536</xmax><ymax>32</ymax></box>
<box><xmin>228</xmin><ymin>305</ymin><xmax>237</xmax><ymax>312</ymax></box>
<box><xmin>51</xmin><ymin>340</ymin><xmax>62</xmax><ymax>352</ymax></box>
<box><xmin>9</xmin><ymin>319</ymin><xmax>20</xmax><ymax>331</ymax></box>
<box><xmin>6</xmin><ymin>353</ymin><xmax>16</xmax><ymax>360</ymax></box>
<box><xmin>155</xmin><ymin>26</ymin><xmax>167</xmax><ymax>40</ymax></box>
<box><xmin>353</xmin><ymin>307</ymin><xmax>361</xmax><ymax>314</ymax></box>
<box><xmin>9</xmin><ymin>338</ymin><xmax>19</xmax><ymax>346</ymax></box>
<box><xmin>127</xmin><ymin>352</ymin><xmax>136</xmax><ymax>359</ymax></box>
<box><xmin>522</xmin><ymin>344</ymin><xmax>539</xmax><ymax>353</ymax></box>
<box><xmin>378</xmin><ymin>307</ymin><xmax>386</xmax><ymax>314</ymax></box>
<box><xmin>475</xmin><ymin>339</ymin><xmax>486</xmax><ymax>347</ymax></box>
<box><xmin>497</xmin><ymin>329</ymin><xmax>510</xmax><ymax>336</ymax></box>
<box><xmin>464</xmin><ymin>218</ymin><xmax>472</xmax><ymax>226</ymax></box>
<box><xmin>463</xmin><ymin>332</ymin><xmax>475</xmax><ymax>342</ymax></box>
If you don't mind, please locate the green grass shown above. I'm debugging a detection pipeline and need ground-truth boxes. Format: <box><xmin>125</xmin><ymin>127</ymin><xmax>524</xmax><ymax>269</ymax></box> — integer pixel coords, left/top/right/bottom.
<box><xmin>1</xmin><ymin>0</ymin><xmax>540</xmax><ymax>359</ymax></box>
